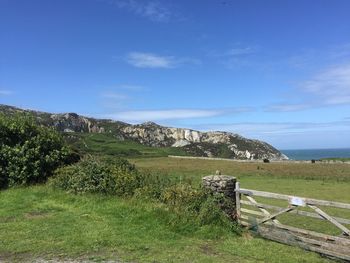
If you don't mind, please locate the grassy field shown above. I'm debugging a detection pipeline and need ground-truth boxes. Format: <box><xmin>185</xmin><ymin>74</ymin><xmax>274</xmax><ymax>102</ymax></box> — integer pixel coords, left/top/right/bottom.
<box><xmin>131</xmin><ymin>157</ymin><xmax>350</xmax><ymax>184</ymax></box>
<box><xmin>1</xmin><ymin>157</ymin><xmax>349</xmax><ymax>262</ymax></box>
<box><xmin>65</xmin><ymin>133</ymin><xmax>188</xmax><ymax>158</ymax></box>
<box><xmin>0</xmin><ymin>185</ymin><xmax>331</xmax><ymax>263</ymax></box>
<box><xmin>131</xmin><ymin>157</ymin><xmax>350</xmax><ymax>235</ymax></box>
<box><xmin>321</xmin><ymin>157</ymin><xmax>350</xmax><ymax>162</ymax></box>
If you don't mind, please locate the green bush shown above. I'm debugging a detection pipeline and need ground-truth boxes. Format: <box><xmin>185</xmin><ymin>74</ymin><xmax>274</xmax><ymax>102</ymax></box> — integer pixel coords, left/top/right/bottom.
<box><xmin>161</xmin><ymin>183</ymin><xmax>206</xmax><ymax>212</ymax></box>
<box><xmin>197</xmin><ymin>194</ymin><xmax>236</xmax><ymax>227</ymax></box>
<box><xmin>160</xmin><ymin>182</ymin><xmax>239</xmax><ymax>231</ymax></box>
<box><xmin>0</xmin><ymin>114</ymin><xmax>73</xmax><ymax>188</ymax></box>
<box><xmin>51</xmin><ymin>158</ymin><xmax>114</xmax><ymax>194</ymax></box>
<box><xmin>51</xmin><ymin>156</ymin><xmax>145</xmax><ymax>196</ymax></box>
<box><xmin>100</xmin><ymin>156</ymin><xmax>136</xmax><ymax>172</ymax></box>
<box><xmin>51</xmin><ymin>156</ymin><xmax>239</xmax><ymax>233</ymax></box>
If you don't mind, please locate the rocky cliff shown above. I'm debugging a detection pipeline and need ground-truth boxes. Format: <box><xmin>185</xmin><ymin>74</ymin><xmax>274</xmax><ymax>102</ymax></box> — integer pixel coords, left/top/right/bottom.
<box><xmin>121</xmin><ymin>122</ymin><xmax>287</xmax><ymax>160</ymax></box>
<box><xmin>0</xmin><ymin>104</ymin><xmax>288</xmax><ymax>160</ymax></box>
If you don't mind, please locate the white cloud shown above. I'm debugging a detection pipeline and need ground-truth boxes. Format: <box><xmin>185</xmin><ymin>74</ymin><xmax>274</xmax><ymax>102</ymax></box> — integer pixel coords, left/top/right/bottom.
<box><xmin>100</xmin><ymin>107</ymin><xmax>252</xmax><ymax>122</ymax></box>
<box><xmin>302</xmin><ymin>63</ymin><xmax>350</xmax><ymax>105</ymax></box>
<box><xmin>0</xmin><ymin>90</ymin><xmax>12</xmax><ymax>96</ymax></box>
<box><xmin>265</xmin><ymin>103</ymin><xmax>311</xmax><ymax>112</ymax></box>
<box><xmin>100</xmin><ymin>92</ymin><xmax>128</xmax><ymax>100</ymax></box>
<box><xmin>328</xmin><ymin>43</ymin><xmax>350</xmax><ymax>60</ymax></box>
<box><xmin>266</xmin><ymin>63</ymin><xmax>350</xmax><ymax>112</ymax></box>
<box><xmin>102</xmin><ymin>0</ymin><xmax>171</xmax><ymax>22</ymax></box>
<box><xmin>226</xmin><ymin>47</ymin><xmax>256</xmax><ymax>56</ymax></box>
<box><xmin>212</xmin><ymin>45</ymin><xmax>259</xmax><ymax>70</ymax></box>
<box><xmin>125</xmin><ymin>52</ymin><xmax>200</xmax><ymax>68</ymax></box>
<box><xmin>103</xmin><ymin>109</ymin><xmax>225</xmax><ymax>122</ymax></box>
<box><xmin>117</xmin><ymin>84</ymin><xmax>145</xmax><ymax>91</ymax></box>
<box><xmin>99</xmin><ymin>85</ymin><xmax>143</xmax><ymax>109</ymax></box>
<box><xmin>209</xmin><ymin>45</ymin><xmax>257</xmax><ymax>58</ymax></box>
<box><xmin>126</xmin><ymin>52</ymin><xmax>175</xmax><ymax>68</ymax></box>
<box><xmin>197</xmin><ymin>120</ymin><xmax>350</xmax><ymax>138</ymax></box>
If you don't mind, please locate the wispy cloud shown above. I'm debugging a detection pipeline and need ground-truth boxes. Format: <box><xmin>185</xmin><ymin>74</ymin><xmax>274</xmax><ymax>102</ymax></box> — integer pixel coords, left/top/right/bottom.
<box><xmin>116</xmin><ymin>84</ymin><xmax>145</xmax><ymax>91</ymax></box>
<box><xmin>328</xmin><ymin>43</ymin><xmax>350</xmax><ymax>60</ymax></box>
<box><xmin>101</xmin><ymin>92</ymin><xmax>128</xmax><ymax>100</ymax></box>
<box><xmin>99</xmin><ymin>84</ymin><xmax>146</xmax><ymax>109</ymax></box>
<box><xmin>208</xmin><ymin>45</ymin><xmax>260</xmax><ymax>70</ymax></box>
<box><xmin>126</xmin><ymin>52</ymin><xmax>175</xmax><ymax>68</ymax></box>
<box><xmin>265</xmin><ymin>103</ymin><xmax>311</xmax><ymax>112</ymax></box>
<box><xmin>203</xmin><ymin>121</ymin><xmax>350</xmax><ymax>149</ymax></box>
<box><xmin>209</xmin><ymin>45</ymin><xmax>258</xmax><ymax>58</ymax></box>
<box><xmin>100</xmin><ymin>0</ymin><xmax>172</xmax><ymax>22</ymax></box>
<box><xmin>100</xmin><ymin>107</ymin><xmax>251</xmax><ymax>122</ymax></box>
<box><xmin>302</xmin><ymin>63</ymin><xmax>350</xmax><ymax>105</ymax></box>
<box><xmin>0</xmin><ymin>90</ymin><xmax>12</xmax><ymax>96</ymax></box>
<box><xmin>126</xmin><ymin>52</ymin><xmax>200</xmax><ymax>68</ymax></box>
<box><xmin>103</xmin><ymin>109</ymin><xmax>223</xmax><ymax>122</ymax></box>
<box><xmin>266</xmin><ymin>63</ymin><xmax>350</xmax><ymax>112</ymax></box>
<box><xmin>226</xmin><ymin>47</ymin><xmax>257</xmax><ymax>56</ymax></box>
<box><xmin>287</xmin><ymin>43</ymin><xmax>350</xmax><ymax>70</ymax></box>
<box><xmin>196</xmin><ymin>120</ymin><xmax>350</xmax><ymax>138</ymax></box>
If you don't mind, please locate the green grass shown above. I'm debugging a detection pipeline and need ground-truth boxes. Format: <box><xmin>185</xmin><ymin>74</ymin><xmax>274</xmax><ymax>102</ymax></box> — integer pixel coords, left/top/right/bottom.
<box><xmin>0</xmin><ymin>185</ymin><xmax>330</xmax><ymax>262</ymax></box>
<box><xmin>131</xmin><ymin>157</ymin><xmax>350</xmax><ymax>235</ymax></box>
<box><xmin>65</xmin><ymin>133</ymin><xmax>188</xmax><ymax>158</ymax></box>
<box><xmin>1</xmin><ymin>157</ymin><xmax>349</xmax><ymax>262</ymax></box>
<box><xmin>321</xmin><ymin>157</ymin><xmax>350</xmax><ymax>162</ymax></box>
<box><xmin>131</xmin><ymin>157</ymin><xmax>350</xmax><ymax>184</ymax></box>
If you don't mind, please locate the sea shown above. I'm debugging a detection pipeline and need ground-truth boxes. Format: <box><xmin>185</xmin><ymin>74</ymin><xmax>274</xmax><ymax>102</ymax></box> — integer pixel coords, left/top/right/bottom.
<box><xmin>281</xmin><ymin>148</ymin><xmax>350</xmax><ymax>161</ymax></box>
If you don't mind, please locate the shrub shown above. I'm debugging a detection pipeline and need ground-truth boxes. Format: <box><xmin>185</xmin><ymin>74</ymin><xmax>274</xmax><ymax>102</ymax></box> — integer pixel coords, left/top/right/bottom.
<box><xmin>160</xmin><ymin>182</ymin><xmax>238</xmax><ymax>232</ymax></box>
<box><xmin>100</xmin><ymin>156</ymin><xmax>136</xmax><ymax>172</ymax></box>
<box><xmin>133</xmin><ymin>172</ymin><xmax>171</xmax><ymax>200</ymax></box>
<box><xmin>161</xmin><ymin>183</ymin><xmax>206</xmax><ymax>213</ymax></box>
<box><xmin>51</xmin><ymin>156</ymin><xmax>239</xmax><ymax>234</ymax></box>
<box><xmin>198</xmin><ymin>194</ymin><xmax>236</xmax><ymax>226</ymax></box>
<box><xmin>51</xmin><ymin>156</ymin><xmax>145</xmax><ymax>196</ymax></box>
<box><xmin>51</xmin><ymin>157</ymin><xmax>115</xmax><ymax>194</ymax></box>
<box><xmin>0</xmin><ymin>114</ymin><xmax>74</xmax><ymax>188</ymax></box>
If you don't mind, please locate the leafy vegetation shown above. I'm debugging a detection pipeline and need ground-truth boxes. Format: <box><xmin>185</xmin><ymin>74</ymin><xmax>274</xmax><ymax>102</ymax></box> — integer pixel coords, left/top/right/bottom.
<box><xmin>64</xmin><ymin>132</ymin><xmax>188</xmax><ymax>158</ymax></box>
<box><xmin>0</xmin><ymin>114</ymin><xmax>76</xmax><ymax>188</ymax></box>
<box><xmin>132</xmin><ymin>157</ymin><xmax>350</xmax><ymax>183</ymax></box>
<box><xmin>132</xmin><ymin>157</ymin><xmax>350</xmax><ymax>236</ymax></box>
<box><xmin>51</xmin><ymin>156</ymin><xmax>146</xmax><ymax>196</ymax></box>
<box><xmin>51</xmin><ymin>156</ymin><xmax>238</xmax><ymax>232</ymax></box>
<box><xmin>0</xmin><ymin>114</ymin><xmax>346</xmax><ymax>262</ymax></box>
<box><xmin>0</xmin><ymin>186</ymin><xmax>330</xmax><ymax>262</ymax></box>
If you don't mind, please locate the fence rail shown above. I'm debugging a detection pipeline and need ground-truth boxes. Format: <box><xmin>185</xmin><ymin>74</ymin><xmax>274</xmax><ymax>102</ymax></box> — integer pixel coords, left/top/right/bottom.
<box><xmin>235</xmin><ymin>182</ymin><xmax>350</xmax><ymax>261</ymax></box>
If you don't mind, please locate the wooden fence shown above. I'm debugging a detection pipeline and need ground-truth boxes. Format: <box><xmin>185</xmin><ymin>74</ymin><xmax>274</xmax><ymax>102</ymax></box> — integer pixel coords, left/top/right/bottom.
<box><xmin>235</xmin><ymin>182</ymin><xmax>350</xmax><ymax>261</ymax></box>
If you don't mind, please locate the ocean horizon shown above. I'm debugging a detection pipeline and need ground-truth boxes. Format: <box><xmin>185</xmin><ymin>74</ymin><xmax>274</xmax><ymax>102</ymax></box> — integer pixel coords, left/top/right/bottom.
<box><xmin>281</xmin><ymin>148</ymin><xmax>350</xmax><ymax>161</ymax></box>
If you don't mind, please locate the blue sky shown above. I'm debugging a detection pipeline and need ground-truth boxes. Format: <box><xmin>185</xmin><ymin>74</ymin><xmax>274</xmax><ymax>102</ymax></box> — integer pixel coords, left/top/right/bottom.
<box><xmin>1</xmin><ymin>0</ymin><xmax>350</xmax><ymax>149</ymax></box>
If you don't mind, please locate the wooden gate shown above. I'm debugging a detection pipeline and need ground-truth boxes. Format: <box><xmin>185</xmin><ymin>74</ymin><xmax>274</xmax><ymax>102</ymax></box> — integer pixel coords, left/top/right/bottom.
<box><xmin>235</xmin><ymin>182</ymin><xmax>350</xmax><ymax>261</ymax></box>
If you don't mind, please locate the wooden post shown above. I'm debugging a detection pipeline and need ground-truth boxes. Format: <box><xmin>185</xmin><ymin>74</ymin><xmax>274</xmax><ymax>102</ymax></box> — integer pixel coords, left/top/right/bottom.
<box><xmin>235</xmin><ymin>181</ymin><xmax>241</xmax><ymax>223</ymax></box>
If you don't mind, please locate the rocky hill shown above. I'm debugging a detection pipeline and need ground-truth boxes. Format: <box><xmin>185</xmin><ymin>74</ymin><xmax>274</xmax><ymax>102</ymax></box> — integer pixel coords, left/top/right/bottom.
<box><xmin>0</xmin><ymin>104</ymin><xmax>288</xmax><ymax>160</ymax></box>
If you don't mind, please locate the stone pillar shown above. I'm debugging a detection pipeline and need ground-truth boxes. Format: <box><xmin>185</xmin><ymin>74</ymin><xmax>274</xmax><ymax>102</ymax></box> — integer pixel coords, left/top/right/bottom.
<box><xmin>202</xmin><ymin>175</ymin><xmax>237</xmax><ymax>219</ymax></box>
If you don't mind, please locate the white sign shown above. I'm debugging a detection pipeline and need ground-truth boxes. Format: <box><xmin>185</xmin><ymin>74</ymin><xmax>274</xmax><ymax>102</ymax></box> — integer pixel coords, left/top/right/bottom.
<box><xmin>289</xmin><ymin>197</ymin><xmax>306</xmax><ymax>207</ymax></box>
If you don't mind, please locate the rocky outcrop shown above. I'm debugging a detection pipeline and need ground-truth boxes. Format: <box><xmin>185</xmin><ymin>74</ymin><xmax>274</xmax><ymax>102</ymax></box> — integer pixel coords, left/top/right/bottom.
<box><xmin>0</xmin><ymin>105</ymin><xmax>106</xmax><ymax>133</ymax></box>
<box><xmin>49</xmin><ymin>113</ymin><xmax>105</xmax><ymax>133</ymax></box>
<box><xmin>0</xmin><ymin>104</ymin><xmax>288</xmax><ymax>160</ymax></box>
<box><xmin>120</xmin><ymin>122</ymin><xmax>287</xmax><ymax>160</ymax></box>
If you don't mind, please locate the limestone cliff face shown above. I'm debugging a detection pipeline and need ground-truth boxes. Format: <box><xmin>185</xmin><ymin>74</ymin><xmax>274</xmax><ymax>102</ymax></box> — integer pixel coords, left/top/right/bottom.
<box><xmin>49</xmin><ymin>113</ymin><xmax>105</xmax><ymax>133</ymax></box>
<box><xmin>121</xmin><ymin>122</ymin><xmax>288</xmax><ymax>160</ymax></box>
<box><xmin>0</xmin><ymin>104</ymin><xmax>288</xmax><ymax>160</ymax></box>
<box><xmin>0</xmin><ymin>105</ymin><xmax>105</xmax><ymax>133</ymax></box>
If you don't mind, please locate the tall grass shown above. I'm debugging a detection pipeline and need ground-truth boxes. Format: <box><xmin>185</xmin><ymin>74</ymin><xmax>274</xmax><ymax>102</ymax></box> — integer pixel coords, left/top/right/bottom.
<box><xmin>0</xmin><ymin>185</ymin><xmax>329</xmax><ymax>262</ymax></box>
